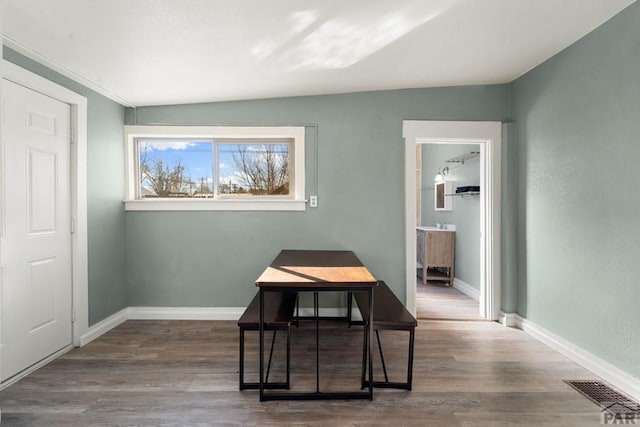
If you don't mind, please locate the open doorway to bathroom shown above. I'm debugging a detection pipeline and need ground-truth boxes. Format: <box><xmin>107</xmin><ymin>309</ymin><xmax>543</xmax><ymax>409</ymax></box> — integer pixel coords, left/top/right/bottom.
<box><xmin>416</xmin><ymin>143</ymin><xmax>482</xmax><ymax>320</ymax></box>
<box><xmin>403</xmin><ymin>120</ymin><xmax>502</xmax><ymax>322</ymax></box>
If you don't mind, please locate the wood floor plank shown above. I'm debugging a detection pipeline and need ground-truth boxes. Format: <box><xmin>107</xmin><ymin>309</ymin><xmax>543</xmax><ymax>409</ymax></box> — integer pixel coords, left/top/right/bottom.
<box><xmin>416</xmin><ymin>279</ymin><xmax>482</xmax><ymax>320</ymax></box>
<box><xmin>0</xmin><ymin>295</ymin><xmax>607</xmax><ymax>425</ymax></box>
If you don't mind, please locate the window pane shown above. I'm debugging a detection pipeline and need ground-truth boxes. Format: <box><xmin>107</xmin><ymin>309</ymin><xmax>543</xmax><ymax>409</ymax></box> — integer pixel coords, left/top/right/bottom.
<box><xmin>138</xmin><ymin>139</ymin><xmax>213</xmax><ymax>198</ymax></box>
<box><xmin>217</xmin><ymin>143</ymin><xmax>290</xmax><ymax>196</ymax></box>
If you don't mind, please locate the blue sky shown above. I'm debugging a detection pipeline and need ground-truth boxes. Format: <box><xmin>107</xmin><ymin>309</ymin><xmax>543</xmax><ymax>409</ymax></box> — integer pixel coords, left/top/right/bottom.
<box><xmin>139</xmin><ymin>140</ymin><xmax>214</xmax><ymax>188</ymax></box>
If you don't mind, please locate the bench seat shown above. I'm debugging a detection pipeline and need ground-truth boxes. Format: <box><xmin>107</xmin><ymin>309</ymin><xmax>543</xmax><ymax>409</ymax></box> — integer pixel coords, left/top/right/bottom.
<box><xmin>353</xmin><ymin>281</ymin><xmax>417</xmax><ymax>390</ymax></box>
<box><xmin>238</xmin><ymin>291</ymin><xmax>297</xmax><ymax>390</ymax></box>
<box><xmin>238</xmin><ymin>291</ymin><xmax>297</xmax><ymax>330</ymax></box>
<box><xmin>355</xmin><ymin>282</ymin><xmax>417</xmax><ymax>330</ymax></box>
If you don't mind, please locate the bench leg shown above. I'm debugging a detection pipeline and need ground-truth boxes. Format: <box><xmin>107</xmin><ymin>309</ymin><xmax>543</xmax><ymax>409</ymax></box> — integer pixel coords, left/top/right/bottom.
<box><xmin>376</xmin><ymin>329</ymin><xmax>389</xmax><ymax>383</ymax></box>
<box><xmin>265</xmin><ymin>330</ymin><xmax>277</xmax><ymax>384</ymax></box>
<box><xmin>239</xmin><ymin>327</ymin><xmax>278</xmax><ymax>390</ymax></box>
<box><xmin>362</xmin><ymin>327</ymin><xmax>415</xmax><ymax>391</ymax></box>
<box><xmin>239</xmin><ymin>327</ymin><xmax>291</xmax><ymax>391</ymax></box>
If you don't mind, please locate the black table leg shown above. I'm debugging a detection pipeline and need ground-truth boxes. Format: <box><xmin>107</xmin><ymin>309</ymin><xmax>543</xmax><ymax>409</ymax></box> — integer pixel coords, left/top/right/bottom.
<box><xmin>239</xmin><ymin>328</ymin><xmax>244</xmax><ymax>389</ymax></box>
<box><xmin>361</xmin><ymin>320</ymin><xmax>368</xmax><ymax>389</ymax></box>
<box><xmin>259</xmin><ymin>286</ymin><xmax>375</xmax><ymax>401</ymax></box>
<box><xmin>407</xmin><ymin>328</ymin><xmax>415</xmax><ymax>391</ymax></box>
<box><xmin>315</xmin><ymin>291</ymin><xmax>319</xmax><ymax>393</ymax></box>
<box><xmin>368</xmin><ymin>286</ymin><xmax>374</xmax><ymax>400</ymax></box>
<box><xmin>347</xmin><ymin>292</ymin><xmax>352</xmax><ymax>327</ymax></box>
<box><xmin>259</xmin><ymin>288</ymin><xmax>265</xmax><ymax>401</ymax></box>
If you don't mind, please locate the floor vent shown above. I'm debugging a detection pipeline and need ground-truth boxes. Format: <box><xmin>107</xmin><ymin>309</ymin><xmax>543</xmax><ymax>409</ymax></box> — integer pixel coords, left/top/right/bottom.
<box><xmin>566</xmin><ymin>380</ymin><xmax>640</xmax><ymax>415</ymax></box>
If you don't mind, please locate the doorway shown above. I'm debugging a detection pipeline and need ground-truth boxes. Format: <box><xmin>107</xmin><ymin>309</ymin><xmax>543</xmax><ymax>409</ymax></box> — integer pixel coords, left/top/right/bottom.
<box><xmin>1</xmin><ymin>60</ymin><xmax>89</xmax><ymax>388</ymax></box>
<box><xmin>417</xmin><ymin>142</ymin><xmax>482</xmax><ymax>320</ymax></box>
<box><xmin>402</xmin><ymin>121</ymin><xmax>502</xmax><ymax>321</ymax></box>
<box><xmin>1</xmin><ymin>79</ymin><xmax>73</xmax><ymax>382</ymax></box>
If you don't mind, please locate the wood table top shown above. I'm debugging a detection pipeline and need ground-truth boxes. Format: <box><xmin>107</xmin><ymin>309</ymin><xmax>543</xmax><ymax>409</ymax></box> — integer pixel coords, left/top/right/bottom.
<box><xmin>256</xmin><ymin>250</ymin><xmax>377</xmax><ymax>288</ymax></box>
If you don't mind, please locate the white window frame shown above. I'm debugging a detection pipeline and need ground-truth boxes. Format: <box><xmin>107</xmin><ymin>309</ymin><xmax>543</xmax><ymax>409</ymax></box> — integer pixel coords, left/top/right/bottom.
<box><xmin>124</xmin><ymin>125</ymin><xmax>306</xmax><ymax>211</ymax></box>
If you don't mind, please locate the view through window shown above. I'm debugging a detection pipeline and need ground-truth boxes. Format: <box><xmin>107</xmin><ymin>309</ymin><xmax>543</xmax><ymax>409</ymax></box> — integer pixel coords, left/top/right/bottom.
<box><xmin>136</xmin><ymin>139</ymin><xmax>292</xmax><ymax>199</ymax></box>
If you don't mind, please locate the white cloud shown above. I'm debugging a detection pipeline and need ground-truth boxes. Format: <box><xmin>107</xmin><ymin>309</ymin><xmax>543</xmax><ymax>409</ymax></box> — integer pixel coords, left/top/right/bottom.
<box><xmin>218</xmin><ymin>171</ymin><xmax>245</xmax><ymax>186</ymax></box>
<box><xmin>138</xmin><ymin>139</ymin><xmax>201</xmax><ymax>151</ymax></box>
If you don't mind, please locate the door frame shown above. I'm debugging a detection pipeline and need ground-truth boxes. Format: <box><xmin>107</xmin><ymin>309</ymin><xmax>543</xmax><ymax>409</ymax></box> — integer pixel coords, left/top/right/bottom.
<box><xmin>403</xmin><ymin>120</ymin><xmax>501</xmax><ymax>320</ymax></box>
<box><xmin>1</xmin><ymin>60</ymin><xmax>88</xmax><ymax>346</ymax></box>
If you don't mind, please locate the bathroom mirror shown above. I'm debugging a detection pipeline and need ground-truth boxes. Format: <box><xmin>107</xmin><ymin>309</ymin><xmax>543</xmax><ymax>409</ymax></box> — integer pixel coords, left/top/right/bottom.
<box><xmin>434</xmin><ymin>180</ymin><xmax>453</xmax><ymax>211</ymax></box>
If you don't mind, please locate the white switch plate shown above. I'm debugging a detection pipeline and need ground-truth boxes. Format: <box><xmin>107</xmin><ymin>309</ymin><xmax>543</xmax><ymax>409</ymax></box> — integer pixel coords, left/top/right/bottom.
<box><xmin>309</xmin><ymin>195</ymin><xmax>318</xmax><ymax>207</ymax></box>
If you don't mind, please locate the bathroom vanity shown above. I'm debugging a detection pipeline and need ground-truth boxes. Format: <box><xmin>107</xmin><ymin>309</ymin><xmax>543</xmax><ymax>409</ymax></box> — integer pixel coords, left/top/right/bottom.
<box><xmin>416</xmin><ymin>226</ymin><xmax>456</xmax><ymax>286</ymax></box>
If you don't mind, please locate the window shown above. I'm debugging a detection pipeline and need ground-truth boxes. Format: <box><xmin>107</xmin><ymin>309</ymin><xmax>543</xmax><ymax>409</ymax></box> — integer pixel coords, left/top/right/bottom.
<box><xmin>125</xmin><ymin>126</ymin><xmax>306</xmax><ymax>211</ymax></box>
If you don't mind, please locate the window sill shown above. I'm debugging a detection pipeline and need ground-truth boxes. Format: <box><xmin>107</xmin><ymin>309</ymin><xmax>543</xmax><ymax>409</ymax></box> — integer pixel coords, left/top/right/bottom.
<box><xmin>124</xmin><ymin>199</ymin><xmax>307</xmax><ymax>212</ymax></box>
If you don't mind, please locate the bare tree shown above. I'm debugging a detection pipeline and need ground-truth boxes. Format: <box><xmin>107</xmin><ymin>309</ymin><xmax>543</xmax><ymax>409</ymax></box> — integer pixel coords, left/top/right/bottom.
<box><xmin>231</xmin><ymin>144</ymin><xmax>289</xmax><ymax>195</ymax></box>
<box><xmin>140</xmin><ymin>147</ymin><xmax>191</xmax><ymax>197</ymax></box>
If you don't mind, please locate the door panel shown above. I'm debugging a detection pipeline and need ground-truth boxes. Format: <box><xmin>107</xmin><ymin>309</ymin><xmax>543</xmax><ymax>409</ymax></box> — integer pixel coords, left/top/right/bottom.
<box><xmin>1</xmin><ymin>79</ymin><xmax>73</xmax><ymax>382</ymax></box>
<box><xmin>29</xmin><ymin>257</ymin><xmax>57</xmax><ymax>331</ymax></box>
<box><xmin>28</xmin><ymin>149</ymin><xmax>58</xmax><ymax>234</ymax></box>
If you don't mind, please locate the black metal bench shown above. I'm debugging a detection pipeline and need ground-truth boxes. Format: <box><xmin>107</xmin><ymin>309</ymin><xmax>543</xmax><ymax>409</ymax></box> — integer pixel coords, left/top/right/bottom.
<box><xmin>238</xmin><ymin>291</ymin><xmax>297</xmax><ymax>390</ymax></box>
<box><xmin>352</xmin><ymin>281</ymin><xmax>417</xmax><ymax>390</ymax></box>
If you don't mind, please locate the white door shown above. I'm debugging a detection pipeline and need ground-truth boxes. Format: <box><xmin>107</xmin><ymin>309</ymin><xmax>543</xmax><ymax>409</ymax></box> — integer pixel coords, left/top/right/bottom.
<box><xmin>1</xmin><ymin>79</ymin><xmax>73</xmax><ymax>382</ymax></box>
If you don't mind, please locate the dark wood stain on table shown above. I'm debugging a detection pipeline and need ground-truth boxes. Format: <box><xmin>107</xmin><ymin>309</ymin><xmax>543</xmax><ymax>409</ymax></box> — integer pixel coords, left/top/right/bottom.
<box><xmin>0</xmin><ymin>317</ymin><xmax>603</xmax><ymax>426</ymax></box>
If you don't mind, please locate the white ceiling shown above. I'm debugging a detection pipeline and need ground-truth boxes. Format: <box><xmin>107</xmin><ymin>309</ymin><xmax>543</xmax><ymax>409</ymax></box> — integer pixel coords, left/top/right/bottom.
<box><xmin>2</xmin><ymin>0</ymin><xmax>635</xmax><ymax>107</ymax></box>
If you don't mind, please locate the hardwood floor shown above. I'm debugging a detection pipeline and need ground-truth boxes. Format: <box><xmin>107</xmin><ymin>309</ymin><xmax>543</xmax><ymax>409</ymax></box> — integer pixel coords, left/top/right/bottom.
<box><xmin>0</xmin><ymin>311</ymin><xmax>604</xmax><ymax>425</ymax></box>
<box><xmin>416</xmin><ymin>280</ymin><xmax>482</xmax><ymax>321</ymax></box>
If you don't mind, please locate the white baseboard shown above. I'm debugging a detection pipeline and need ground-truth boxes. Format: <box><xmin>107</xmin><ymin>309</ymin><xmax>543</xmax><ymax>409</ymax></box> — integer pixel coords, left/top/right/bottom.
<box><xmin>80</xmin><ymin>305</ymin><xmax>358</xmax><ymax>346</ymax></box>
<box><xmin>515</xmin><ymin>315</ymin><xmax>640</xmax><ymax>402</ymax></box>
<box><xmin>499</xmin><ymin>311</ymin><xmax>518</xmax><ymax>327</ymax></box>
<box><xmin>295</xmin><ymin>307</ymin><xmax>363</xmax><ymax>321</ymax></box>
<box><xmin>453</xmin><ymin>278</ymin><xmax>480</xmax><ymax>301</ymax></box>
<box><xmin>79</xmin><ymin>308</ymin><xmax>128</xmax><ymax>346</ymax></box>
<box><xmin>127</xmin><ymin>306</ymin><xmax>245</xmax><ymax>321</ymax></box>
<box><xmin>296</xmin><ymin>307</ymin><xmax>344</xmax><ymax>317</ymax></box>
<box><xmin>126</xmin><ymin>306</ymin><xmax>361</xmax><ymax>321</ymax></box>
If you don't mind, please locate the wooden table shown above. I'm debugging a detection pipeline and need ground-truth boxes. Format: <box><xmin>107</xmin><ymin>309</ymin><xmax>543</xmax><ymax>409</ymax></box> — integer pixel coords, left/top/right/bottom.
<box><xmin>256</xmin><ymin>250</ymin><xmax>378</xmax><ymax>401</ymax></box>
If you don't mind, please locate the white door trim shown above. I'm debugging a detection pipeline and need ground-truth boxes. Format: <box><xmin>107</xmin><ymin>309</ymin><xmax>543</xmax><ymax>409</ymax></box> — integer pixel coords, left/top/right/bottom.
<box><xmin>1</xmin><ymin>60</ymin><xmax>89</xmax><ymax>347</ymax></box>
<box><xmin>402</xmin><ymin>120</ymin><xmax>502</xmax><ymax>320</ymax></box>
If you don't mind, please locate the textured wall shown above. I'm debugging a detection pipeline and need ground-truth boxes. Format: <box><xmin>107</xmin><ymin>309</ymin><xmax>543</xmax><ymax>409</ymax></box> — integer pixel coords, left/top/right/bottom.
<box><xmin>501</xmin><ymin>123</ymin><xmax>518</xmax><ymax>313</ymax></box>
<box><xmin>421</xmin><ymin>144</ymin><xmax>481</xmax><ymax>289</ymax></box>
<box><xmin>4</xmin><ymin>2</ymin><xmax>638</xmax><ymax>383</ymax></box>
<box><xmin>511</xmin><ymin>3</ymin><xmax>640</xmax><ymax>377</ymax></box>
<box><xmin>125</xmin><ymin>86</ymin><xmax>510</xmax><ymax>307</ymax></box>
<box><xmin>3</xmin><ymin>48</ymin><xmax>128</xmax><ymax>325</ymax></box>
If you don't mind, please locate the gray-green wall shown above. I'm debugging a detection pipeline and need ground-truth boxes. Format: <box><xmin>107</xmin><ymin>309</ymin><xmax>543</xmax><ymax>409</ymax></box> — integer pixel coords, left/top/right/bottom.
<box><xmin>6</xmin><ymin>0</ymin><xmax>638</xmax><ymax>383</ymax></box>
<box><xmin>3</xmin><ymin>47</ymin><xmax>128</xmax><ymax>325</ymax></box>
<box><xmin>125</xmin><ymin>87</ymin><xmax>509</xmax><ymax>307</ymax></box>
<box><xmin>510</xmin><ymin>3</ymin><xmax>640</xmax><ymax>377</ymax></box>
<box><xmin>421</xmin><ymin>144</ymin><xmax>481</xmax><ymax>289</ymax></box>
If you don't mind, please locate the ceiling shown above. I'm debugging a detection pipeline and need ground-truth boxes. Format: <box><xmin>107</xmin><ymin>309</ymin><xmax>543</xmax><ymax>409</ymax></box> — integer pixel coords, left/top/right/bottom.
<box><xmin>2</xmin><ymin>0</ymin><xmax>635</xmax><ymax>107</ymax></box>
